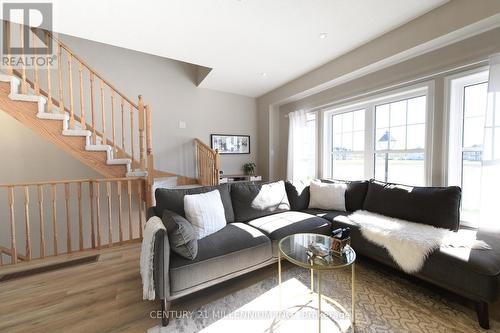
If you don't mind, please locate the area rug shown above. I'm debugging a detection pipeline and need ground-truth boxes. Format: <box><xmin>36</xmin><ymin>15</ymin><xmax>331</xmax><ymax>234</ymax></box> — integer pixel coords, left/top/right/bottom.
<box><xmin>148</xmin><ymin>259</ymin><xmax>498</xmax><ymax>333</ymax></box>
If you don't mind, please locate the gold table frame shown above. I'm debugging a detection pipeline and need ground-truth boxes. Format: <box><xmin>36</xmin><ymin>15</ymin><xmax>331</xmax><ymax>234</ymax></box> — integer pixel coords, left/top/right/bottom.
<box><xmin>278</xmin><ymin>233</ymin><xmax>356</xmax><ymax>332</ymax></box>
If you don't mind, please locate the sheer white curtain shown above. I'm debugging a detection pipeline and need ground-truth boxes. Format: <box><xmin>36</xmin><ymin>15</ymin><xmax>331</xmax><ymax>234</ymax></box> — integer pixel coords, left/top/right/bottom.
<box><xmin>287</xmin><ymin>110</ymin><xmax>313</xmax><ymax>181</ymax></box>
<box><xmin>480</xmin><ymin>53</ymin><xmax>500</xmax><ymax>230</ymax></box>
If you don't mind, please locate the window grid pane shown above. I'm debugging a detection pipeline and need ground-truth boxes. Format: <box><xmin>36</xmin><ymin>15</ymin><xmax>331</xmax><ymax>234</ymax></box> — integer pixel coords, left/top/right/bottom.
<box><xmin>374</xmin><ymin>95</ymin><xmax>426</xmax><ymax>185</ymax></box>
<box><xmin>331</xmin><ymin>109</ymin><xmax>365</xmax><ymax>180</ymax></box>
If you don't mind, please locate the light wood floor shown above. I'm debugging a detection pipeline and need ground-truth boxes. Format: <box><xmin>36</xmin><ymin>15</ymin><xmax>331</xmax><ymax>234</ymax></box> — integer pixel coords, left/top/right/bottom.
<box><xmin>0</xmin><ymin>243</ymin><xmax>159</xmax><ymax>333</ymax></box>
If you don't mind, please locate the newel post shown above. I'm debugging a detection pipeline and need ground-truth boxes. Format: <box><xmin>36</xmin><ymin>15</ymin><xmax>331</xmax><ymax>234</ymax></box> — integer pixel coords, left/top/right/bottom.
<box><xmin>214</xmin><ymin>149</ymin><xmax>220</xmax><ymax>186</ymax></box>
<box><xmin>138</xmin><ymin>95</ymin><xmax>146</xmax><ymax>171</ymax></box>
<box><xmin>145</xmin><ymin>105</ymin><xmax>154</xmax><ymax>207</ymax></box>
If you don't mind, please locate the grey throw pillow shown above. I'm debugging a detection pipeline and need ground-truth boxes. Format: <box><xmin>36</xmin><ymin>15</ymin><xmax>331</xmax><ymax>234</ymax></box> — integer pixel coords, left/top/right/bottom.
<box><xmin>162</xmin><ymin>210</ymin><xmax>198</xmax><ymax>260</ymax></box>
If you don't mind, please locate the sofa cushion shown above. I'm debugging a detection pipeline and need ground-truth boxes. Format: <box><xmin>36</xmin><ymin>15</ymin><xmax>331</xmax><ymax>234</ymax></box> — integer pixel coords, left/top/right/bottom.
<box><xmin>231</xmin><ymin>181</ymin><xmax>290</xmax><ymax>222</ymax></box>
<box><xmin>362</xmin><ymin>180</ymin><xmax>461</xmax><ymax>231</ymax></box>
<box><xmin>247</xmin><ymin>211</ymin><xmax>331</xmax><ymax>241</ymax></box>
<box><xmin>169</xmin><ymin>223</ymin><xmax>272</xmax><ymax>293</ymax></box>
<box><xmin>155</xmin><ymin>183</ymin><xmax>235</xmax><ymax>223</ymax></box>
<box><xmin>329</xmin><ymin>215</ymin><xmax>500</xmax><ymax>301</ymax></box>
<box><xmin>322</xmin><ymin>179</ymin><xmax>369</xmax><ymax>211</ymax></box>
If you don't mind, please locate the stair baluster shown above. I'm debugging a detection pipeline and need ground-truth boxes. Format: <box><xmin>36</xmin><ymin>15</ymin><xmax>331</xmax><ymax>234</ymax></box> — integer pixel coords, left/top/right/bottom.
<box><xmin>100</xmin><ymin>80</ymin><xmax>106</xmax><ymax>144</ymax></box>
<box><xmin>68</xmin><ymin>53</ymin><xmax>75</xmax><ymax>127</ymax></box>
<box><xmin>111</xmin><ymin>91</ymin><xmax>116</xmax><ymax>153</ymax></box>
<box><xmin>57</xmin><ymin>43</ymin><xmax>65</xmax><ymax>113</ymax></box>
<box><xmin>78</xmin><ymin>62</ymin><xmax>85</xmax><ymax>128</ymax></box>
<box><xmin>32</xmin><ymin>31</ymin><xmax>39</xmax><ymax>94</ymax></box>
<box><xmin>51</xmin><ymin>184</ymin><xmax>58</xmax><ymax>256</ymax></box>
<box><xmin>64</xmin><ymin>183</ymin><xmax>72</xmax><ymax>253</ymax></box>
<box><xmin>106</xmin><ymin>182</ymin><xmax>113</xmax><ymax>246</ymax></box>
<box><xmin>45</xmin><ymin>31</ymin><xmax>53</xmax><ymax>113</ymax></box>
<box><xmin>8</xmin><ymin>187</ymin><xmax>17</xmax><ymax>264</ymax></box>
<box><xmin>121</xmin><ymin>98</ymin><xmax>126</xmax><ymax>155</ymax></box>
<box><xmin>19</xmin><ymin>25</ymin><xmax>27</xmax><ymax>94</ymax></box>
<box><xmin>90</xmin><ymin>73</ymin><xmax>96</xmax><ymax>143</ymax></box>
<box><xmin>130</xmin><ymin>104</ymin><xmax>134</xmax><ymax>161</ymax></box>
<box><xmin>38</xmin><ymin>185</ymin><xmax>45</xmax><ymax>258</ymax></box>
<box><xmin>24</xmin><ymin>186</ymin><xmax>32</xmax><ymax>260</ymax></box>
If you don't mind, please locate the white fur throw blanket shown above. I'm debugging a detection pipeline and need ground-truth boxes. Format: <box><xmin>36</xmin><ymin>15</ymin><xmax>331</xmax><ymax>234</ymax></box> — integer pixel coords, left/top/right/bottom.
<box><xmin>346</xmin><ymin>210</ymin><xmax>491</xmax><ymax>273</ymax></box>
<box><xmin>140</xmin><ymin>216</ymin><xmax>165</xmax><ymax>300</ymax></box>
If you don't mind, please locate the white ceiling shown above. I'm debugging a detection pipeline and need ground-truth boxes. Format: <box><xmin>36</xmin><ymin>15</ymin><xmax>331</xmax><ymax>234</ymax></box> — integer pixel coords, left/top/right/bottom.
<box><xmin>42</xmin><ymin>0</ymin><xmax>448</xmax><ymax>97</ymax></box>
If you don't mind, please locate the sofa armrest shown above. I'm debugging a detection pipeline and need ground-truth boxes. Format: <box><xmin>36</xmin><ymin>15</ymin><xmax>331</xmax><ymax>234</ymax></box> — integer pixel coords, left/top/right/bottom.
<box><xmin>153</xmin><ymin>228</ymin><xmax>171</xmax><ymax>300</ymax></box>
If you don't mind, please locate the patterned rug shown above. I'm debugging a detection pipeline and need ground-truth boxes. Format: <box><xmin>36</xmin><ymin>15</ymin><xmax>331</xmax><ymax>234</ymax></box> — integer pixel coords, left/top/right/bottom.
<box><xmin>149</xmin><ymin>258</ymin><xmax>498</xmax><ymax>333</ymax></box>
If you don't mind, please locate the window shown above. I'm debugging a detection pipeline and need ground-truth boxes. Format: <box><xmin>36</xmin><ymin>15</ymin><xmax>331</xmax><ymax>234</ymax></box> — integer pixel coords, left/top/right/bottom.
<box><xmin>303</xmin><ymin>112</ymin><xmax>317</xmax><ymax>179</ymax></box>
<box><xmin>447</xmin><ymin>70</ymin><xmax>489</xmax><ymax>226</ymax></box>
<box><xmin>324</xmin><ymin>84</ymin><xmax>430</xmax><ymax>185</ymax></box>
<box><xmin>330</xmin><ymin>109</ymin><xmax>365</xmax><ymax>180</ymax></box>
<box><xmin>374</xmin><ymin>96</ymin><xmax>426</xmax><ymax>186</ymax></box>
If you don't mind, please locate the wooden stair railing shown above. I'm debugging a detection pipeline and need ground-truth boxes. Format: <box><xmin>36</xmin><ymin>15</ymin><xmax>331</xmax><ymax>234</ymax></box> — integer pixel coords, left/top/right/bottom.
<box><xmin>2</xmin><ymin>21</ymin><xmax>154</xmax><ymax>183</ymax></box>
<box><xmin>194</xmin><ymin>139</ymin><xmax>220</xmax><ymax>186</ymax></box>
<box><xmin>0</xmin><ymin>177</ymin><xmax>147</xmax><ymax>266</ymax></box>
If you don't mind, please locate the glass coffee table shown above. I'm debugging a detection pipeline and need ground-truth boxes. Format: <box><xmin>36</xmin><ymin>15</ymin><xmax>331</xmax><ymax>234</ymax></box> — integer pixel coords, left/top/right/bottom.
<box><xmin>278</xmin><ymin>233</ymin><xmax>356</xmax><ymax>332</ymax></box>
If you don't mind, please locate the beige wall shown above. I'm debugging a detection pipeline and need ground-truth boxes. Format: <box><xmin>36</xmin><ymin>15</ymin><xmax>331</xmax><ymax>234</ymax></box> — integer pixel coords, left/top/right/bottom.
<box><xmin>257</xmin><ymin>0</ymin><xmax>500</xmax><ymax>181</ymax></box>
<box><xmin>58</xmin><ymin>34</ymin><xmax>258</xmax><ymax>178</ymax></box>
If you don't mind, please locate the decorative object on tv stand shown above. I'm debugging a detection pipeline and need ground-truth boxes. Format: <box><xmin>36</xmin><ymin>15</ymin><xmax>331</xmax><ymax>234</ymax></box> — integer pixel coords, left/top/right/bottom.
<box><xmin>211</xmin><ymin>134</ymin><xmax>250</xmax><ymax>154</ymax></box>
<box><xmin>243</xmin><ymin>162</ymin><xmax>256</xmax><ymax>175</ymax></box>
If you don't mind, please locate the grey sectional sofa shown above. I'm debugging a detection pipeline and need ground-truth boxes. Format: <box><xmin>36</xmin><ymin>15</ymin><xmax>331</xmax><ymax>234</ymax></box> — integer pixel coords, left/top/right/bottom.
<box><xmin>148</xmin><ymin>179</ymin><xmax>500</xmax><ymax>329</ymax></box>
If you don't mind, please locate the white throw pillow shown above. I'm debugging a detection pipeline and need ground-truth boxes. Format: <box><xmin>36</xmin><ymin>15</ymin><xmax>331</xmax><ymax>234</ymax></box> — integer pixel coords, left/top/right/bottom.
<box><xmin>308</xmin><ymin>180</ymin><xmax>347</xmax><ymax>211</ymax></box>
<box><xmin>184</xmin><ymin>190</ymin><xmax>226</xmax><ymax>239</ymax></box>
<box><xmin>251</xmin><ymin>180</ymin><xmax>291</xmax><ymax>212</ymax></box>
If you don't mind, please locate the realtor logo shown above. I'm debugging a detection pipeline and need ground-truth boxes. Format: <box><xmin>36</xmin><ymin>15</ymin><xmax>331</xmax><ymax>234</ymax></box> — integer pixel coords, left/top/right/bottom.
<box><xmin>2</xmin><ymin>3</ymin><xmax>55</xmax><ymax>68</ymax></box>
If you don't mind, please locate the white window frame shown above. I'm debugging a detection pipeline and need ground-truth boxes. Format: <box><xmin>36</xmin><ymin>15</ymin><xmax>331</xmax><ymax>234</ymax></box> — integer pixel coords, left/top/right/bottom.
<box><xmin>444</xmin><ymin>67</ymin><xmax>489</xmax><ymax>186</ymax></box>
<box><xmin>444</xmin><ymin>67</ymin><xmax>489</xmax><ymax>227</ymax></box>
<box><xmin>322</xmin><ymin>82</ymin><xmax>434</xmax><ymax>185</ymax></box>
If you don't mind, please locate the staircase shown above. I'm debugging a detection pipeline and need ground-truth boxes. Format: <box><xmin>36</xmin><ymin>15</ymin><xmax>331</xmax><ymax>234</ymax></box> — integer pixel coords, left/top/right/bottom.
<box><xmin>0</xmin><ymin>72</ymin><xmax>143</xmax><ymax>177</ymax></box>
<box><xmin>1</xmin><ymin>21</ymin><xmax>153</xmax><ymax>181</ymax></box>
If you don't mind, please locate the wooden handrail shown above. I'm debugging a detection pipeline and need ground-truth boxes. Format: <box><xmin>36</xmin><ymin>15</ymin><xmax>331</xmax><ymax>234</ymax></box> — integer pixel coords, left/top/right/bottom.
<box><xmin>0</xmin><ymin>177</ymin><xmax>145</xmax><ymax>188</ymax></box>
<box><xmin>44</xmin><ymin>30</ymin><xmax>139</xmax><ymax>109</ymax></box>
<box><xmin>0</xmin><ymin>177</ymin><xmax>147</xmax><ymax>266</ymax></box>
